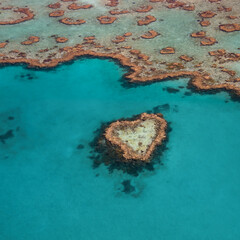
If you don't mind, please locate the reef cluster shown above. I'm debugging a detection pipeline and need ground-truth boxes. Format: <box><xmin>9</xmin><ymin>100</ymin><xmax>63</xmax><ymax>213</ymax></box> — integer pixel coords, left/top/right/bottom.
<box><xmin>0</xmin><ymin>0</ymin><xmax>239</xmax><ymax>99</ymax></box>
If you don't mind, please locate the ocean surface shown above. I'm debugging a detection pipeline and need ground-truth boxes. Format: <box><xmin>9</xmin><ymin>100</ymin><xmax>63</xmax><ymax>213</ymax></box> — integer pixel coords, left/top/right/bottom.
<box><xmin>0</xmin><ymin>59</ymin><xmax>240</xmax><ymax>240</ymax></box>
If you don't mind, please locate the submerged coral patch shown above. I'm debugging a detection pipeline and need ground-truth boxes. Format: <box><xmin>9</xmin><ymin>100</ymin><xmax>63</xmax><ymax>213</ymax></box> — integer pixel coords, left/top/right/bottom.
<box><xmin>104</xmin><ymin>113</ymin><xmax>167</xmax><ymax>162</ymax></box>
<box><xmin>89</xmin><ymin>113</ymin><xmax>169</xmax><ymax>176</ymax></box>
<box><xmin>0</xmin><ymin>7</ymin><xmax>34</xmax><ymax>25</ymax></box>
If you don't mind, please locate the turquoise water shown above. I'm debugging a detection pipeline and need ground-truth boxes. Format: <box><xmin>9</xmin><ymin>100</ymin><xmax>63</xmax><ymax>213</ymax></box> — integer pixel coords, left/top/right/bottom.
<box><xmin>0</xmin><ymin>59</ymin><xmax>240</xmax><ymax>240</ymax></box>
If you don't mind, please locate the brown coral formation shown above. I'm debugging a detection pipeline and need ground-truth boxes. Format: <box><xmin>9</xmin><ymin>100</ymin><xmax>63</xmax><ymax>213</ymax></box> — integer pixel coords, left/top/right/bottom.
<box><xmin>217</xmin><ymin>6</ymin><xmax>232</xmax><ymax>12</ymax></box>
<box><xmin>59</xmin><ymin>18</ymin><xmax>86</xmax><ymax>25</ymax></box>
<box><xmin>21</xmin><ymin>36</ymin><xmax>40</xmax><ymax>45</ymax></box>
<box><xmin>84</xmin><ymin>36</ymin><xmax>95</xmax><ymax>41</ymax></box>
<box><xmin>105</xmin><ymin>0</ymin><xmax>119</xmax><ymax>7</ymax></box>
<box><xmin>199</xmin><ymin>11</ymin><xmax>216</xmax><ymax>18</ymax></box>
<box><xmin>200</xmin><ymin>37</ymin><xmax>217</xmax><ymax>46</ymax></box>
<box><xmin>123</xmin><ymin>32</ymin><xmax>132</xmax><ymax>37</ymax></box>
<box><xmin>208</xmin><ymin>49</ymin><xmax>240</xmax><ymax>62</ymax></box>
<box><xmin>130</xmin><ymin>50</ymin><xmax>141</xmax><ymax>55</ymax></box>
<box><xmin>200</xmin><ymin>20</ymin><xmax>211</xmax><ymax>27</ymax></box>
<box><xmin>83</xmin><ymin>36</ymin><xmax>95</xmax><ymax>44</ymax></box>
<box><xmin>208</xmin><ymin>49</ymin><xmax>226</xmax><ymax>56</ymax></box>
<box><xmin>227</xmin><ymin>16</ymin><xmax>238</xmax><ymax>20</ymax></box>
<box><xmin>222</xmin><ymin>69</ymin><xmax>236</xmax><ymax>77</ymax></box>
<box><xmin>160</xmin><ymin>47</ymin><xmax>175</xmax><ymax>54</ymax></box>
<box><xmin>0</xmin><ymin>42</ymin><xmax>8</xmax><ymax>48</ymax></box>
<box><xmin>179</xmin><ymin>55</ymin><xmax>193</xmax><ymax>62</ymax></box>
<box><xmin>135</xmin><ymin>5</ymin><xmax>153</xmax><ymax>13</ymax></box>
<box><xmin>68</xmin><ymin>3</ymin><xmax>93</xmax><ymax>10</ymax></box>
<box><xmin>109</xmin><ymin>10</ymin><xmax>129</xmax><ymax>15</ymax></box>
<box><xmin>167</xmin><ymin>1</ymin><xmax>186</xmax><ymax>9</ymax></box>
<box><xmin>183</xmin><ymin>5</ymin><xmax>195</xmax><ymax>11</ymax></box>
<box><xmin>219</xmin><ymin>24</ymin><xmax>240</xmax><ymax>32</ymax></box>
<box><xmin>56</xmin><ymin>37</ymin><xmax>68</xmax><ymax>43</ymax></box>
<box><xmin>0</xmin><ymin>8</ymin><xmax>34</xmax><ymax>25</ymax></box>
<box><xmin>48</xmin><ymin>2</ymin><xmax>61</xmax><ymax>9</ymax></box>
<box><xmin>97</xmin><ymin>16</ymin><xmax>117</xmax><ymax>24</ymax></box>
<box><xmin>167</xmin><ymin>62</ymin><xmax>184</xmax><ymax>70</ymax></box>
<box><xmin>0</xmin><ymin>7</ymin><xmax>13</xmax><ymax>10</ymax></box>
<box><xmin>141</xmin><ymin>30</ymin><xmax>159</xmax><ymax>39</ymax></box>
<box><xmin>190</xmin><ymin>31</ymin><xmax>206</xmax><ymax>38</ymax></box>
<box><xmin>112</xmin><ymin>36</ymin><xmax>125</xmax><ymax>43</ymax></box>
<box><xmin>137</xmin><ymin>15</ymin><xmax>156</xmax><ymax>26</ymax></box>
<box><xmin>104</xmin><ymin>113</ymin><xmax>168</xmax><ymax>162</ymax></box>
<box><xmin>49</xmin><ymin>10</ymin><xmax>65</xmax><ymax>17</ymax></box>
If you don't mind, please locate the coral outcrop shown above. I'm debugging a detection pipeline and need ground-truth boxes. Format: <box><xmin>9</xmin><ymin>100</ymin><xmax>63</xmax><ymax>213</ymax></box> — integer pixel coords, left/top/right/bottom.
<box><xmin>59</xmin><ymin>18</ymin><xmax>86</xmax><ymax>25</ymax></box>
<box><xmin>104</xmin><ymin>113</ymin><xmax>168</xmax><ymax>162</ymax></box>
<box><xmin>56</xmin><ymin>37</ymin><xmax>68</xmax><ymax>43</ymax></box>
<box><xmin>160</xmin><ymin>47</ymin><xmax>175</xmax><ymax>54</ymax></box>
<box><xmin>219</xmin><ymin>24</ymin><xmax>240</xmax><ymax>32</ymax></box>
<box><xmin>199</xmin><ymin>11</ymin><xmax>216</xmax><ymax>18</ymax></box>
<box><xmin>48</xmin><ymin>3</ymin><xmax>61</xmax><ymax>9</ymax></box>
<box><xmin>141</xmin><ymin>30</ymin><xmax>159</xmax><ymax>39</ymax></box>
<box><xmin>97</xmin><ymin>16</ymin><xmax>117</xmax><ymax>24</ymax></box>
<box><xmin>0</xmin><ymin>8</ymin><xmax>34</xmax><ymax>25</ymax></box>
<box><xmin>68</xmin><ymin>3</ymin><xmax>93</xmax><ymax>10</ymax></box>
<box><xmin>137</xmin><ymin>15</ymin><xmax>156</xmax><ymax>26</ymax></box>
<box><xmin>0</xmin><ymin>42</ymin><xmax>8</xmax><ymax>48</ymax></box>
<box><xmin>135</xmin><ymin>5</ymin><xmax>153</xmax><ymax>13</ymax></box>
<box><xmin>49</xmin><ymin>10</ymin><xmax>65</xmax><ymax>17</ymax></box>
<box><xmin>21</xmin><ymin>36</ymin><xmax>40</xmax><ymax>45</ymax></box>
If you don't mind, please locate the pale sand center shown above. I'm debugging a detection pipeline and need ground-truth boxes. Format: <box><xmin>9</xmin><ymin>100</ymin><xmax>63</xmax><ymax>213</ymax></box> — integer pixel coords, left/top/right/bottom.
<box><xmin>116</xmin><ymin>119</ymin><xmax>157</xmax><ymax>155</ymax></box>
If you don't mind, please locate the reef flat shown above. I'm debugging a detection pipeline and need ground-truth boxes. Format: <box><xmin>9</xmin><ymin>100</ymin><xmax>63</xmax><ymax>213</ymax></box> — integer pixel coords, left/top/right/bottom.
<box><xmin>1</xmin><ymin>0</ymin><xmax>240</xmax><ymax>97</ymax></box>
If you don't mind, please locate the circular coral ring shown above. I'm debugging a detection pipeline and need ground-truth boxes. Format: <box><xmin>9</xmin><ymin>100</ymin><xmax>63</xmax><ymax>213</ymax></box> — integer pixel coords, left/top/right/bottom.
<box><xmin>0</xmin><ymin>7</ymin><xmax>34</xmax><ymax>25</ymax></box>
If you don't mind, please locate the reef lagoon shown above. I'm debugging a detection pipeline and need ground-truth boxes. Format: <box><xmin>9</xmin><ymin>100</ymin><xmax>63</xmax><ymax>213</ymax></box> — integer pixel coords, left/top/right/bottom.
<box><xmin>1</xmin><ymin>58</ymin><xmax>240</xmax><ymax>239</ymax></box>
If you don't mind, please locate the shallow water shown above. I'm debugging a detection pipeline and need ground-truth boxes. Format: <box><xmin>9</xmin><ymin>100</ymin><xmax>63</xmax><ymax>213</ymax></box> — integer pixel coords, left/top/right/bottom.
<box><xmin>0</xmin><ymin>59</ymin><xmax>240</xmax><ymax>240</ymax></box>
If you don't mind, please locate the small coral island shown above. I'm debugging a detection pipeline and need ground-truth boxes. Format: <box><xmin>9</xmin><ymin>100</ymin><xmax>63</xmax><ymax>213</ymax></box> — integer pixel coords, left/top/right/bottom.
<box><xmin>91</xmin><ymin>113</ymin><xmax>168</xmax><ymax>175</ymax></box>
<box><xmin>105</xmin><ymin>113</ymin><xmax>167</xmax><ymax>162</ymax></box>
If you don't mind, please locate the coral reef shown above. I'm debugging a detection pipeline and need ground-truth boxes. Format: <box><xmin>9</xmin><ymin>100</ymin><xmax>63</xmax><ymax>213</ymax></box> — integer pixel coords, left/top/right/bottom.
<box><xmin>104</xmin><ymin>113</ymin><xmax>168</xmax><ymax>162</ymax></box>
<box><xmin>97</xmin><ymin>16</ymin><xmax>117</xmax><ymax>24</ymax></box>
<box><xmin>49</xmin><ymin>10</ymin><xmax>65</xmax><ymax>17</ymax></box>
<box><xmin>59</xmin><ymin>18</ymin><xmax>86</xmax><ymax>25</ymax></box>
<box><xmin>219</xmin><ymin>24</ymin><xmax>240</xmax><ymax>32</ymax></box>
<box><xmin>68</xmin><ymin>3</ymin><xmax>93</xmax><ymax>10</ymax></box>
<box><xmin>0</xmin><ymin>7</ymin><xmax>34</xmax><ymax>25</ymax></box>
<box><xmin>160</xmin><ymin>47</ymin><xmax>175</xmax><ymax>54</ymax></box>
<box><xmin>0</xmin><ymin>42</ymin><xmax>8</xmax><ymax>48</ymax></box>
<box><xmin>48</xmin><ymin>3</ymin><xmax>61</xmax><ymax>9</ymax></box>
<box><xmin>21</xmin><ymin>36</ymin><xmax>40</xmax><ymax>45</ymax></box>
<box><xmin>137</xmin><ymin>15</ymin><xmax>156</xmax><ymax>26</ymax></box>
<box><xmin>141</xmin><ymin>30</ymin><xmax>159</xmax><ymax>39</ymax></box>
<box><xmin>1</xmin><ymin>0</ymin><xmax>240</xmax><ymax>100</ymax></box>
<box><xmin>56</xmin><ymin>37</ymin><xmax>68</xmax><ymax>43</ymax></box>
<box><xmin>135</xmin><ymin>5</ymin><xmax>153</xmax><ymax>13</ymax></box>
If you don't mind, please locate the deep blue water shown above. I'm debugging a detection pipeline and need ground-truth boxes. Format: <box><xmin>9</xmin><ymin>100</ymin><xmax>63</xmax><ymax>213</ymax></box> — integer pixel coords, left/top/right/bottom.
<box><xmin>0</xmin><ymin>59</ymin><xmax>240</xmax><ymax>240</ymax></box>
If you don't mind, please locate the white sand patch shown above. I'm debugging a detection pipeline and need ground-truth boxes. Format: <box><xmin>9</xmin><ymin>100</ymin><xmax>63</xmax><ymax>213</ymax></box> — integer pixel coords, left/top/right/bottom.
<box><xmin>116</xmin><ymin>119</ymin><xmax>157</xmax><ymax>155</ymax></box>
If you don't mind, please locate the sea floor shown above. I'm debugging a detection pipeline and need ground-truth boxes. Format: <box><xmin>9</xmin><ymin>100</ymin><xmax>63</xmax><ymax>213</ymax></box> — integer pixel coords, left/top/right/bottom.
<box><xmin>0</xmin><ymin>58</ymin><xmax>240</xmax><ymax>240</ymax></box>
